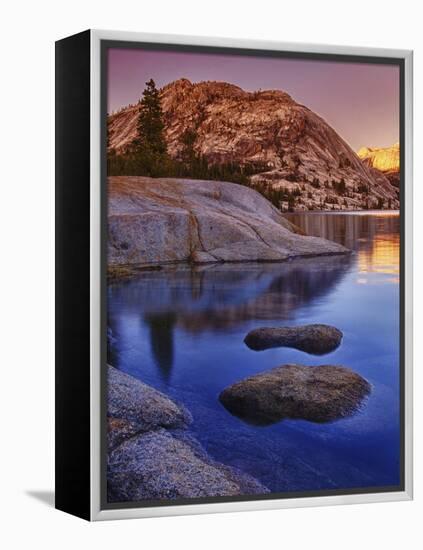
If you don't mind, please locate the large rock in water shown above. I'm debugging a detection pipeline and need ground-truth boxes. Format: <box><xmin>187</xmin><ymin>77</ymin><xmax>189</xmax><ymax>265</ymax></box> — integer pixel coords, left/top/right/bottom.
<box><xmin>108</xmin><ymin>176</ymin><xmax>348</xmax><ymax>266</ymax></box>
<box><xmin>219</xmin><ymin>364</ymin><xmax>371</xmax><ymax>425</ymax></box>
<box><xmin>108</xmin><ymin>428</ymin><xmax>269</xmax><ymax>502</ymax></box>
<box><xmin>244</xmin><ymin>324</ymin><xmax>343</xmax><ymax>354</ymax></box>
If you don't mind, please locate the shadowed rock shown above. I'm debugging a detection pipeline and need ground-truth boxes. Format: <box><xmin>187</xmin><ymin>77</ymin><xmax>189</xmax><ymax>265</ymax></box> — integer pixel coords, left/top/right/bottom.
<box><xmin>107</xmin><ymin>417</ymin><xmax>140</xmax><ymax>451</ymax></box>
<box><xmin>244</xmin><ymin>324</ymin><xmax>343</xmax><ymax>354</ymax></box>
<box><xmin>107</xmin><ymin>365</ymin><xmax>192</xmax><ymax>437</ymax></box>
<box><xmin>107</xmin><ymin>366</ymin><xmax>269</xmax><ymax>499</ymax></box>
<box><xmin>107</xmin><ymin>428</ymin><xmax>269</xmax><ymax>502</ymax></box>
<box><xmin>219</xmin><ymin>364</ymin><xmax>371</xmax><ymax>425</ymax></box>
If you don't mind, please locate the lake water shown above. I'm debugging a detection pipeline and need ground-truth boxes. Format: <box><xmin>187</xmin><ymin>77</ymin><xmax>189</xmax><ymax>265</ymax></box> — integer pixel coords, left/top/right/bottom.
<box><xmin>107</xmin><ymin>211</ymin><xmax>401</xmax><ymax>495</ymax></box>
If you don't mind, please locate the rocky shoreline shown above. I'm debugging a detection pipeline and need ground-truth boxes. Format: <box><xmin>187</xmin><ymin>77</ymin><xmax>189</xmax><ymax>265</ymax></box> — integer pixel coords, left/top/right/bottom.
<box><xmin>108</xmin><ymin>177</ymin><xmax>349</xmax><ymax>269</ymax></box>
<box><xmin>107</xmin><ymin>366</ymin><xmax>269</xmax><ymax>502</ymax></box>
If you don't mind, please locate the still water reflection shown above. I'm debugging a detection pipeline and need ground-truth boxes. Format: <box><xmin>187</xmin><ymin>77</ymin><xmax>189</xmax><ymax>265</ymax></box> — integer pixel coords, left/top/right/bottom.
<box><xmin>108</xmin><ymin>211</ymin><xmax>400</xmax><ymax>494</ymax></box>
<box><xmin>286</xmin><ymin>210</ymin><xmax>400</xmax><ymax>280</ymax></box>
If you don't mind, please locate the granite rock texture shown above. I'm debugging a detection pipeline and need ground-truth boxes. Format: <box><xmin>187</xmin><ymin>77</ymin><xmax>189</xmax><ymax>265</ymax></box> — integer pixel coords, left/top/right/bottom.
<box><xmin>108</xmin><ymin>428</ymin><xmax>268</xmax><ymax>502</ymax></box>
<box><xmin>244</xmin><ymin>324</ymin><xmax>343</xmax><ymax>354</ymax></box>
<box><xmin>219</xmin><ymin>364</ymin><xmax>371</xmax><ymax>425</ymax></box>
<box><xmin>107</xmin><ymin>366</ymin><xmax>268</xmax><ymax>501</ymax></box>
<box><xmin>108</xmin><ymin>176</ymin><xmax>348</xmax><ymax>267</ymax></box>
<box><xmin>107</xmin><ymin>365</ymin><xmax>192</xmax><ymax>439</ymax></box>
<box><xmin>109</xmin><ymin>79</ymin><xmax>399</xmax><ymax>211</ymax></box>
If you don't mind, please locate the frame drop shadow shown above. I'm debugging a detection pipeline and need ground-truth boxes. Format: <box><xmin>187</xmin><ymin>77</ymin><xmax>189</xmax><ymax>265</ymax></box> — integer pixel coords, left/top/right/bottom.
<box><xmin>26</xmin><ymin>490</ymin><xmax>55</xmax><ymax>508</ymax></box>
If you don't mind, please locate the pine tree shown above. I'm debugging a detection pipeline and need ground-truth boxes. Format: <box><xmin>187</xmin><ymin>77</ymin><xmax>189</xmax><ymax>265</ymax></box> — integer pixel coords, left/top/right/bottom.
<box><xmin>180</xmin><ymin>128</ymin><xmax>197</xmax><ymax>168</ymax></box>
<box><xmin>136</xmin><ymin>79</ymin><xmax>167</xmax><ymax>155</ymax></box>
<box><xmin>129</xmin><ymin>79</ymin><xmax>170</xmax><ymax>176</ymax></box>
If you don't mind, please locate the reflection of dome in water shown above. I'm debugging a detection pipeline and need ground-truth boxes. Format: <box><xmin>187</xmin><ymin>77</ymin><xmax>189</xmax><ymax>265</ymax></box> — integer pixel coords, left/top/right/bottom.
<box><xmin>111</xmin><ymin>254</ymin><xmax>351</xmax><ymax>336</ymax></box>
<box><xmin>107</xmin><ymin>255</ymin><xmax>353</xmax><ymax>376</ymax></box>
<box><xmin>176</xmin><ymin>255</ymin><xmax>352</xmax><ymax>332</ymax></box>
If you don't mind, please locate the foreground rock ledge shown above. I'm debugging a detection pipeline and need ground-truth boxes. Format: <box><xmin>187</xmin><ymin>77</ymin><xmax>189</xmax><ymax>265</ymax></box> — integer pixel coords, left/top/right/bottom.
<box><xmin>107</xmin><ymin>366</ymin><xmax>268</xmax><ymax>500</ymax></box>
<box><xmin>219</xmin><ymin>364</ymin><xmax>371</xmax><ymax>425</ymax></box>
<box><xmin>108</xmin><ymin>428</ymin><xmax>268</xmax><ymax>502</ymax></box>
<box><xmin>244</xmin><ymin>324</ymin><xmax>343</xmax><ymax>354</ymax></box>
<box><xmin>108</xmin><ymin>365</ymin><xmax>192</xmax><ymax>447</ymax></box>
<box><xmin>108</xmin><ymin>177</ymin><xmax>349</xmax><ymax>267</ymax></box>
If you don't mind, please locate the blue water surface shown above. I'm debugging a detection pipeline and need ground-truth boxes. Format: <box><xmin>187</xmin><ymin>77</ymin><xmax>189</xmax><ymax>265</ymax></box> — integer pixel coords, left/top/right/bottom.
<box><xmin>107</xmin><ymin>211</ymin><xmax>400</xmax><ymax>493</ymax></box>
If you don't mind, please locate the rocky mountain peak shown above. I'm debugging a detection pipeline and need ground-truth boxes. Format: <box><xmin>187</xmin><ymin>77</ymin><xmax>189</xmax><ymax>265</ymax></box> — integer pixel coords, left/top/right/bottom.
<box><xmin>161</xmin><ymin>77</ymin><xmax>193</xmax><ymax>91</ymax></box>
<box><xmin>108</xmin><ymin>79</ymin><xmax>399</xmax><ymax>211</ymax></box>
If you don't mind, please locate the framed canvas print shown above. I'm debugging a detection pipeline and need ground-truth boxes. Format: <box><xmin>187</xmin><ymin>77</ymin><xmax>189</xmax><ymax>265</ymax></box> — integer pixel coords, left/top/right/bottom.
<box><xmin>55</xmin><ymin>29</ymin><xmax>413</xmax><ymax>521</ymax></box>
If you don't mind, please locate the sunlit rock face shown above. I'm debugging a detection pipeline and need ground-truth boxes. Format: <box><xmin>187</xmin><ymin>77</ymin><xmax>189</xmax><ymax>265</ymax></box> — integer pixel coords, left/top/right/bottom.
<box><xmin>358</xmin><ymin>143</ymin><xmax>400</xmax><ymax>173</ymax></box>
<box><xmin>108</xmin><ymin>79</ymin><xmax>399</xmax><ymax>211</ymax></box>
<box><xmin>107</xmin><ymin>176</ymin><xmax>348</xmax><ymax>267</ymax></box>
<box><xmin>358</xmin><ymin>143</ymin><xmax>400</xmax><ymax>187</ymax></box>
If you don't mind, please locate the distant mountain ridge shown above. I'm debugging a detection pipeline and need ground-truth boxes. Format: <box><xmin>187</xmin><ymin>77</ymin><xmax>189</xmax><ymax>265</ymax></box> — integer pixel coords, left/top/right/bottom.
<box><xmin>108</xmin><ymin>79</ymin><xmax>399</xmax><ymax>211</ymax></box>
<box><xmin>358</xmin><ymin>143</ymin><xmax>400</xmax><ymax>187</ymax></box>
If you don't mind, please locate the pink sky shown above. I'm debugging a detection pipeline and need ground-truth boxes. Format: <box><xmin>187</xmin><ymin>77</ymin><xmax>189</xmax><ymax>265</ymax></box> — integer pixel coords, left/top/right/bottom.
<box><xmin>107</xmin><ymin>47</ymin><xmax>400</xmax><ymax>152</ymax></box>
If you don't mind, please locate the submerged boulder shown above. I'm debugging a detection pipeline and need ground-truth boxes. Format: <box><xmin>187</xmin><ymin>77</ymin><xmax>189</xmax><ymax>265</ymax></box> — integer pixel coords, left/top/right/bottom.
<box><xmin>219</xmin><ymin>364</ymin><xmax>371</xmax><ymax>425</ymax></box>
<box><xmin>107</xmin><ymin>428</ymin><xmax>269</xmax><ymax>502</ymax></box>
<box><xmin>244</xmin><ymin>324</ymin><xmax>343</xmax><ymax>354</ymax></box>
